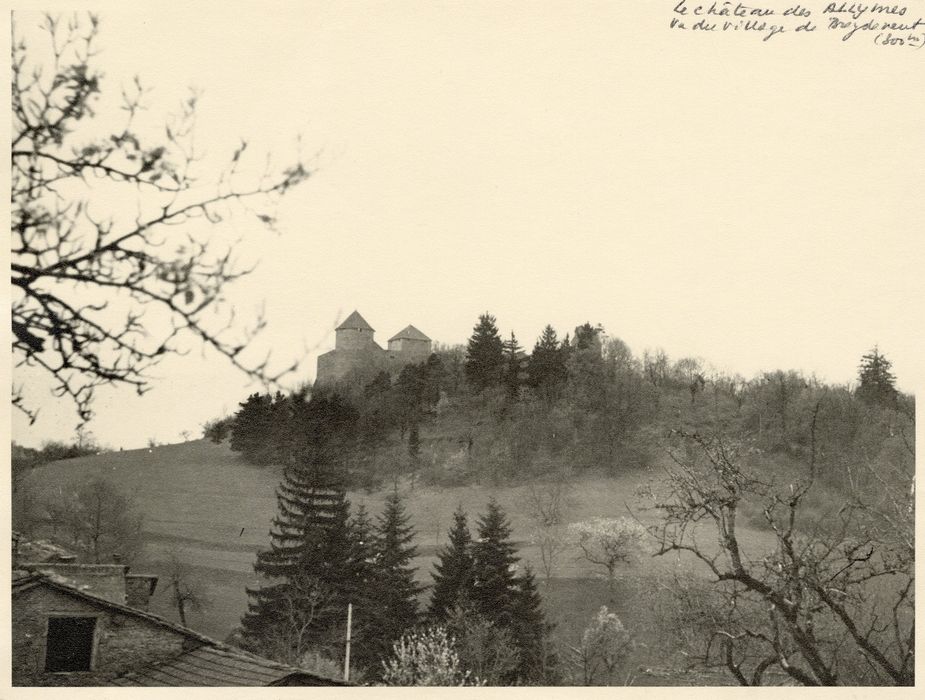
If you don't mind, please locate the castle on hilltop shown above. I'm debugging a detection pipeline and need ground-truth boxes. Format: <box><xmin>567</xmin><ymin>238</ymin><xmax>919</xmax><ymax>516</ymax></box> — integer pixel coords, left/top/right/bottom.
<box><xmin>315</xmin><ymin>310</ymin><xmax>432</xmax><ymax>386</ymax></box>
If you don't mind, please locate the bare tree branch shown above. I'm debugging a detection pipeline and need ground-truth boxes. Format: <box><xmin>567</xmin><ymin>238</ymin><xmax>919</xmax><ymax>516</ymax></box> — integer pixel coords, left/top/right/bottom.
<box><xmin>11</xmin><ymin>12</ymin><xmax>312</xmax><ymax>426</ymax></box>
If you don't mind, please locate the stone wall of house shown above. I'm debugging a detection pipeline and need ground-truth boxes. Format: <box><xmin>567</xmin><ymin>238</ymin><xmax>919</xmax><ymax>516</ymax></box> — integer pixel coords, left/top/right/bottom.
<box><xmin>27</xmin><ymin>564</ymin><xmax>129</xmax><ymax>605</ymax></box>
<box><xmin>12</xmin><ymin>585</ymin><xmax>192</xmax><ymax>686</ymax></box>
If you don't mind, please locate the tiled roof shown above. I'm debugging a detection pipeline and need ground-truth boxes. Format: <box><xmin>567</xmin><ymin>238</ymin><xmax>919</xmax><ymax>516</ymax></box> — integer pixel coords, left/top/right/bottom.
<box><xmin>14</xmin><ymin>570</ymin><xmax>216</xmax><ymax>646</ymax></box>
<box><xmin>12</xmin><ymin>569</ymin><xmax>43</xmax><ymax>592</ymax></box>
<box><xmin>335</xmin><ymin>310</ymin><xmax>374</xmax><ymax>331</ymax></box>
<box><xmin>388</xmin><ymin>324</ymin><xmax>430</xmax><ymax>342</ymax></box>
<box><xmin>14</xmin><ymin>570</ymin><xmax>345</xmax><ymax>686</ymax></box>
<box><xmin>111</xmin><ymin>644</ymin><xmax>345</xmax><ymax>687</ymax></box>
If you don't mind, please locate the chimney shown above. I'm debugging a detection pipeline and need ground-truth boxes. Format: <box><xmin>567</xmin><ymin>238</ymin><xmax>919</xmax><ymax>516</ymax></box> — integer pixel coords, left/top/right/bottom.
<box><xmin>125</xmin><ymin>574</ymin><xmax>159</xmax><ymax>611</ymax></box>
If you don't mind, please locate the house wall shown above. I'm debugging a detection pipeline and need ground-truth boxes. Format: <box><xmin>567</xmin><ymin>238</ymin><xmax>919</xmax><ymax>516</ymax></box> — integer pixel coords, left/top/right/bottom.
<box><xmin>13</xmin><ymin>586</ymin><xmax>191</xmax><ymax>686</ymax></box>
<box><xmin>27</xmin><ymin>564</ymin><xmax>129</xmax><ymax>605</ymax></box>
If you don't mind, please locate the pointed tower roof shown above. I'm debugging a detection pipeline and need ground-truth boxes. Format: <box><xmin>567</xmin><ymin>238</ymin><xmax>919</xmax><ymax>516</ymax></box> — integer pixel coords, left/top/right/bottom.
<box><xmin>389</xmin><ymin>324</ymin><xmax>430</xmax><ymax>342</ymax></box>
<box><xmin>336</xmin><ymin>310</ymin><xmax>374</xmax><ymax>332</ymax></box>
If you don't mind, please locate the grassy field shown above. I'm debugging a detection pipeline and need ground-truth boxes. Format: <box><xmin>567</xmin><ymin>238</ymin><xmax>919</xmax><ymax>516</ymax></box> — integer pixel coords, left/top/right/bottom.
<box><xmin>21</xmin><ymin>438</ymin><xmax>777</xmax><ymax>673</ymax></box>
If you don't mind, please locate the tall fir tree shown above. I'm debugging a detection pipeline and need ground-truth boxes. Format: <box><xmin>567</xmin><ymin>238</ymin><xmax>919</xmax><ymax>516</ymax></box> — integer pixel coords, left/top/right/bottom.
<box><xmin>465</xmin><ymin>313</ymin><xmax>504</xmax><ymax>393</ymax></box>
<box><xmin>856</xmin><ymin>346</ymin><xmax>899</xmax><ymax>407</ymax></box>
<box><xmin>345</xmin><ymin>503</ymin><xmax>382</xmax><ymax>673</ymax></box>
<box><xmin>471</xmin><ymin>499</ymin><xmax>519</xmax><ymax>626</ymax></box>
<box><xmin>239</xmin><ymin>462</ymin><xmax>357</xmax><ymax>662</ymax></box>
<box><xmin>502</xmin><ymin>332</ymin><xmax>524</xmax><ymax>400</ymax></box>
<box><xmin>511</xmin><ymin>566</ymin><xmax>557</xmax><ymax>684</ymax></box>
<box><xmin>428</xmin><ymin>506</ymin><xmax>474</xmax><ymax>621</ymax></box>
<box><xmin>527</xmin><ymin>325</ymin><xmax>567</xmax><ymax>394</ymax></box>
<box><xmin>470</xmin><ymin>499</ymin><xmax>554</xmax><ymax>684</ymax></box>
<box><xmin>369</xmin><ymin>490</ymin><xmax>421</xmax><ymax>673</ymax></box>
<box><xmin>239</xmin><ymin>393</ymin><xmax>362</xmax><ymax>665</ymax></box>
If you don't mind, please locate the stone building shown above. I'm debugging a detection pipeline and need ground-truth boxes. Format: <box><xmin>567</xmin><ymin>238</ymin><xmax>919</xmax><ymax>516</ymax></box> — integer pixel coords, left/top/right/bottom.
<box><xmin>315</xmin><ymin>310</ymin><xmax>432</xmax><ymax>386</ymax></box>
<box><xmin>12</xmin><ymin>563</ymin><xmax>344</xmax><ymax>686</ymax></box>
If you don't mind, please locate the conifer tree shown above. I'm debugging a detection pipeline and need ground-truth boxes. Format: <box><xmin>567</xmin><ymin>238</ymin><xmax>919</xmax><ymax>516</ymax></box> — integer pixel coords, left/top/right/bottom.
<box><xmin>346</xmin><ymin>503</ymin><xmax>382</xmax><ymax>673</ymax></box>
<box><xmin>230</xmin><ymin>393</ymin><xmax>276</xmax><ymax>464</ymax></box>
<box><xmin>470</xmin><ymin>500</ymin><xmax>555</xmax><ymax>684</ymax></box>
<box><xmin>239</xmin><ymin>462</ymin><xmax>356</xmax><ymax>661</ymax></box>
<box><xmin>239</xmin><ymin>393</ymin><xmax>361</xmax><ymax>664</ymax></box>
<box><xmin>856</xmin><ymin>346</ymin><xmax>899</xmax><ymax>407</ymax></box>
<box><xmin>369</xmin><ymin>490</ymin><xmax>421</xmax><ymax>672</ymax></box>
<box><xmin>471</xmin><ymin>499</ymin><xmax>519</xmax><ymax>627</ymax></box>
<box><xmin>511</xmin><ymin>566</ymin><xmax>557</xmax><ymax>683</ymax></box>
<box><xmin>465</xmin><ymin>313</ymin><xmax>504</xmax><ymax>393</ymax></box>
<box><xmin>527</xmin><ymin>325</ymin><xmax>567</xmax><ymax>393</ymax></box>
<box><xmin>428</xmin><ymin>506</ymin><xmax>474</xmax><ymax>621</ymax></box>
<box><xmin>502</xmin><ymin>332</ymin><xmax>524</xmax><ymax>400</ymax></box>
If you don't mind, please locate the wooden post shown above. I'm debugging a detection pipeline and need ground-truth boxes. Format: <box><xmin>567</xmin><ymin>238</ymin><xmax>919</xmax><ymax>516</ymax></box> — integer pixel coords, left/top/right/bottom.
<box><xmin>343</xmin><ymin>602</ymin><xmax>353</xmax><ymax>683</ymax></box>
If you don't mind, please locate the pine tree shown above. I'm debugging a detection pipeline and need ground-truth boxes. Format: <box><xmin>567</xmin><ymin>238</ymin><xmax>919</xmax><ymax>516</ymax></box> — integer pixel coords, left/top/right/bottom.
<box><xmin>470</xmin><ymin>500</ymin><xmax>554</xmax><ymax>684</ymax></box>
<box><xmin>369</xmin><ymin>490</ymin><xmax>421</xmax><ymax>673</ymax></box>
<box><xmin>502</xmin><ymin>332</ymin><xmax>524</xmax><ymax>400</ymax></box>
<box><xmin>856</xmin><ymin>346</ymin><xmax>899</xmax><ymax>407</ymax></box>
<box><xmin>470</xmin><ymin>499</ymin><xmax>519</xmax><ymax>627</ymax></box>
<box><xmin>239</xmin><ymin>462</ymin><xmax>355</xmax><ymax>661</ymax></box>
<box><xmin>346</xmin><ymin>503</ymin><xmax>382</xmax><ymax>673</ymax></box>
<box><xmin>239</xmin><ymin>393</ymin><xmax>361</xmax><ymax>664</ymax></box>
<box><xmin>465</xmin><ymin>313</ymin><xmax>504</xmax><ymax>393</ymax></box>
<box><xmin>428</xmin><ymin>506</ymin><xmax>474</xmax><ymax>621</ymax></box>
<box><xmin>230</xmin><ymin>393</ymin><xmax>276</xmax><ymax>464</ymax></box>
<box><xmin>511</xmin><ymin>566</ymin><xmax>557</xmax><ymax>684</ymax></box>
<box><xmin>527</xmin><ymin>325</ymin><xmax>567</xmax><ymax>393</ymax></box>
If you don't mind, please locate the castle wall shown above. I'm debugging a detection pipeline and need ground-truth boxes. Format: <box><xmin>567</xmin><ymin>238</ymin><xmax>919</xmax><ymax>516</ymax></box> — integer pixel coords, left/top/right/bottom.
<box><xmin>317</xmin><ymin>346</ymin><xmax>388</xmax><ymax>386</ymax></box>
<box><xmin>335</xmin><ymin>328</ymin><xmax>378</xmax><ymax>352</ymax></box>
<box><xmin>316</xmin><ymin>318</ymin><xmax>433</xmax><ymax>387</ymax></box>
<box><xmin>387</xmin><ymin>339</ymin><xmax>431</xmax><ymax>366</ymax></box>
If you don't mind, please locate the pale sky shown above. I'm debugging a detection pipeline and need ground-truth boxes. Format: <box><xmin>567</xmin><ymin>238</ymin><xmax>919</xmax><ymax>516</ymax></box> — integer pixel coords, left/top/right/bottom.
<box><xmin>10</xmin><ymin>1</ymin><xmax>925</xmax><ymax>449</ymax></box>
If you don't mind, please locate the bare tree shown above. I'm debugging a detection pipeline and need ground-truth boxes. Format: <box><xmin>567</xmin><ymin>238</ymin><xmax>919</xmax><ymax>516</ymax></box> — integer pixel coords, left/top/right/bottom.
<box><xmin>525</xmin><ymin>480</ymin><xmax>570</xmax><ymax>585</ymax></box>
<box><xmin>568</xmin><ymin>516</ymin><xmax>647</xmax><ymax>592</ymax></box>
<box><xmin>263</xmin><ymin>574</ymin><xmax>339</xmax><ymax>667</ymax></box>
<box><xmin>643</xmin><ymin>414</ymin><xmax>914</xmax><ymax>686</ymax></box>
<box><xmin>48</xmin><ymin>477</ymin><xmax>144</xmax><ymax>564</ymax></box>
<box><xmin>164</xmin><ymin>548</ymin><xmax>210</xmax><ymax>627</ymax></box>
<box><xmin>11</xmin><ymin>12</ymin><xmax>310</xmax><ymax>426</ymax></box>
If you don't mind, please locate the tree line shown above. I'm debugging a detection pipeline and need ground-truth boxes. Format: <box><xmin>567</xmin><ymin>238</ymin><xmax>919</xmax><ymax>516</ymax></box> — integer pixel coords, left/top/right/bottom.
<box><xmin>216</xmin><ymin>312</ymin><xmax>908</xmax><ymax>494</ymax></box>
<box><xmin>230</xmin><ymin>389</ymin><xmax>556</xmax><ymax>683</ymax></box>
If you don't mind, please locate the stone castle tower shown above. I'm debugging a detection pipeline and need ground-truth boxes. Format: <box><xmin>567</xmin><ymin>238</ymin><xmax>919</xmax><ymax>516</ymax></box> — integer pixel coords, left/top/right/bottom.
<box><xmin>315</xmin><ymin>310</ymin><xmax>432</xmax><ymax>386</ymax></box>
